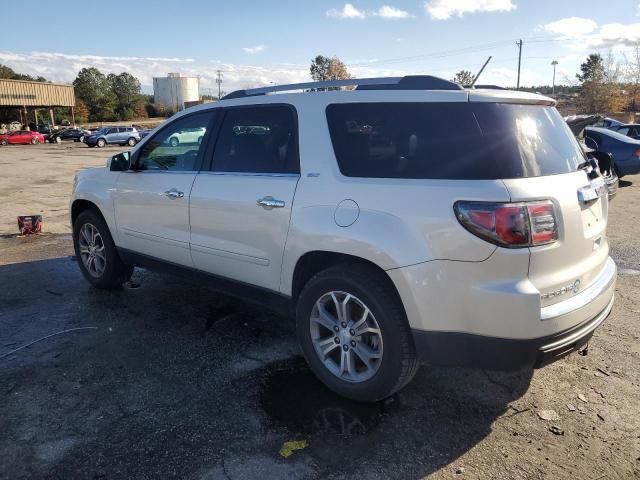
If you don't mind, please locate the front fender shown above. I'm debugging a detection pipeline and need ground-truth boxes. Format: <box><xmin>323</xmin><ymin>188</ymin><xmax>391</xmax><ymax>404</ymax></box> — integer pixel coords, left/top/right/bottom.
<box><xmin>71</xmin><ymin>168</ymin><xmax>120</xmax><ymax>244</ymax></box>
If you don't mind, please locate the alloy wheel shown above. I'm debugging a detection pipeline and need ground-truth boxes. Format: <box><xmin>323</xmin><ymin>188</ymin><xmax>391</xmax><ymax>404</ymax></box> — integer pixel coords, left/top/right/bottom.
<box><xmin>310</xmin><ymin>291</ymin><xmax>383</xmax><ymax>383</ymax></box>
<box><xmin>78</xmin><ymin>222</ymin><xmax>106</xmax><ymax>278</ymax></box>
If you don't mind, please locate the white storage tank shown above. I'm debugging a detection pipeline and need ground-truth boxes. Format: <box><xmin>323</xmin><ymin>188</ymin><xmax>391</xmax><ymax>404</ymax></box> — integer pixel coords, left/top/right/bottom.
<box><xmin>153</xmin><ymin>73</ymin><xmax>200</xmax><ymax>111</ymax></box>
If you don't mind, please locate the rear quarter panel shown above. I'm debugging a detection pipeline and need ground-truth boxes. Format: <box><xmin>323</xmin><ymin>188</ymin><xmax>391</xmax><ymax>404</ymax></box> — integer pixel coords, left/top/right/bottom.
<box><xmin>279</xmin><ymin>93</ymin><xmax>511</xmax><ymax>295</ymax></box>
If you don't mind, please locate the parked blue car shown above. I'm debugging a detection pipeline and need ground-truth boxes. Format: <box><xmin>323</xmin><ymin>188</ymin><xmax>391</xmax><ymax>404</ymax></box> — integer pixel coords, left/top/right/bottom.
<box><xmin>585</xmin><ymin>126</ymin><xmax>640</xmax><ymax>178</ymax></box>
<box><xmin>85</xmin><ymin>126</ymin><xmax>140</xmax><ymax>148</ymax></box>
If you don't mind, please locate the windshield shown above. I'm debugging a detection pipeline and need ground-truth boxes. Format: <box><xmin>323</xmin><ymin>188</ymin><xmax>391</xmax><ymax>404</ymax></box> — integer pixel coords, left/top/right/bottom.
<box><xmin>326</xmin><ymin>102</ymin><xmax>586</xmax><ymax>180</ymax></box>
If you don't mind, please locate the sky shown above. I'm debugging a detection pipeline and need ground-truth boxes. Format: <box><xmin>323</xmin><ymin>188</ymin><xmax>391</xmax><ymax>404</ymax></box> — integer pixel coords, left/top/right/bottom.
<box><xmin>1</xmin><ymin>0</ymin><xmax>640</xmax><ymax>94</ymax></box>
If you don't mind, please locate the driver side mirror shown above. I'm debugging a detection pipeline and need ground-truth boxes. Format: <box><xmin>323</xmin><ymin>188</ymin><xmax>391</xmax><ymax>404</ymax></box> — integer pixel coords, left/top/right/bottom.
<box><xmin>110</xmin><ymin>151</ymin><xmax>131</xmax><ymax>171</ymax></box>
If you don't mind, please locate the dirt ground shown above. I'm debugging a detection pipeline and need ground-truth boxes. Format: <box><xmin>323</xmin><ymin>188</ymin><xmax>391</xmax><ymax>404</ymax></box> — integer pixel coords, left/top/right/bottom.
<box><xmin>0</xmin><ymin>143</ymin><xmax>125</xmax><ymax>235</ymax></box>
<box><xmin>0</xmin><ymin>144</ymin><xmax>639</xmax><ymax>479</ymax></box>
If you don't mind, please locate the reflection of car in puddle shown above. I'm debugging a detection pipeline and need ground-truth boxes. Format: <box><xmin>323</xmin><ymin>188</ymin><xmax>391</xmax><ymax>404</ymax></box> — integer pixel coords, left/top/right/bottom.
<box><xmin>259</xmin><ymin>358</ymin><xmax>399</xmax><ymax>436</ymax></box>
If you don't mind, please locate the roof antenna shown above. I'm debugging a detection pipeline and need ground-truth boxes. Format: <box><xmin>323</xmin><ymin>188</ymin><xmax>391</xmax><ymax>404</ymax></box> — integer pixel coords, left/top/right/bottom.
<box><xmin>470</xmin><ymin>56</ymin><xmax>492</xmax><ymax>88</ymax></box>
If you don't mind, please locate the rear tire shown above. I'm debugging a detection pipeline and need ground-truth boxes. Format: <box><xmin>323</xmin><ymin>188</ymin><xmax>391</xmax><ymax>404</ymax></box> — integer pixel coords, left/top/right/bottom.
<box><xmin>0</xmin><ymin>139</ymin><xmax>7</xmax><ymax>146</ymax></box>
<box><xmin>296</xmin><ymin>264</ymin><xmax>418</xmax><ymax>402</ymax></box>
<box><xmin>73</xmin><ymin>209</ymin><xmax>133</xmax><ymax>289</ymax></box>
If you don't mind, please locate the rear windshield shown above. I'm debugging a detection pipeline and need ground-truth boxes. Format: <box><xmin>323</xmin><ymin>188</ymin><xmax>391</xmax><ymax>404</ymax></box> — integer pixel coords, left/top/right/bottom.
<box><xmin>326</xmin><ymin>102</ymin><xmax>585</xmax><ymax>179</ymax></box>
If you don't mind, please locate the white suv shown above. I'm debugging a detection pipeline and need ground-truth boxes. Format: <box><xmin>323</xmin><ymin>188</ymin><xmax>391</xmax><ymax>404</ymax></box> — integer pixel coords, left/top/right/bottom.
<box><xmin>71</xmin><ymin>76</ymin><xmax>616</xmax><ymax>402</ymax></box>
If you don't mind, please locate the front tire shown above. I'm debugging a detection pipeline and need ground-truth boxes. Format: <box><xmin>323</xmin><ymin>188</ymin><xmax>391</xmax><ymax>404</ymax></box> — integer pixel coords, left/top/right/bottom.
<box><xmin>296</xmin><ymin>264</ymin><xmax>418</xmax><ymax>402</ymax></box>
<box><xmin>169</xmin><ymin>137</ymin><xmax>179</xmax><ymax>147</ymax></box>
<box><xmin>31</xmin><ymin>137</ymin><xmax>39</xmax><ymax>145</ymax></box>
<box><xmin>96</xmin><ymin>138</ymin><xmax>106</xmax><ymax>148</ymax></box>
<box><xmin>127</xmin><ymin>137</ymin><xmax>137</xmax><ymax>147</ymax></box>
<box><xmin>73</xmin><ymin>209</ymin><xmax>133</xmax><ymax>289</ymax></box>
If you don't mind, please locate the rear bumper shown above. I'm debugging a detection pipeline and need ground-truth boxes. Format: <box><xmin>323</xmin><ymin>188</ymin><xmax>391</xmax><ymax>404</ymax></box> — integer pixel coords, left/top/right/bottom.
<box><xmin>412</xmin><ymin>294</ymin><xmax>614</xmax><ymax>370</ymax></box>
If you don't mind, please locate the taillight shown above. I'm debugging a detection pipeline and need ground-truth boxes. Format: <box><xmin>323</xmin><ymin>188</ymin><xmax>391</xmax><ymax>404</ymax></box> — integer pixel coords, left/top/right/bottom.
<box><xmin>454</xmin><ymin>201</ymin><xmax>558</xmax><ymax>248</ymax></box>
<box><xmin>634</xmin><ymin>148</ymin><xmax>640</xmax><ymax>158</ymax></box>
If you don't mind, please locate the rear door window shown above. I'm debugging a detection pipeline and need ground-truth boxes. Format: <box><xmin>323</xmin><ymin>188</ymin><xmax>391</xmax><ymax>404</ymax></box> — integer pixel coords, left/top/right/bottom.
<box><xmin>326</xmin><ymin>102</ymin><xmax>585</xmax><ymax>179</ymax></box>
<box><xmin>211</xmin><ymin>106</ymin><xmax>299</xmax><ymax>174</ymax></box>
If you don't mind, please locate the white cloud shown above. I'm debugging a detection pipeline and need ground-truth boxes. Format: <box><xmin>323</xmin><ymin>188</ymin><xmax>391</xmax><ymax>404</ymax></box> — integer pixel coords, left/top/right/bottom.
<box><xmin>542</xmin><ymin>17</ymin><xmax>640</xmax><ymax>50</ymax></box>
<box><xmin>242</xmin><ymin>45</ymin><xmax>266</xmax><ymax>54</ymax></box>
<box><xmin>543</xmin><ymin>17</ymin><xmax>598</xmax><ymax>38</ymax></box>
<box><xmin>591</xmin><ymin>23</ymin><xmax>640</xmax><ymax>48</ymax></box>
<box><xmin>327</xmin><ymin>3</ymin><xmax>366</xmax><ymax>19</ymax></box>
<box><xmin>374</xmin><ymin>6</ymin><xmax>414</xmax><ymax>19</ymax></box>
<box><xmin>424</xmin><ymin>0</ymin><xmax>516</xmax><ymax>20</ymax></box>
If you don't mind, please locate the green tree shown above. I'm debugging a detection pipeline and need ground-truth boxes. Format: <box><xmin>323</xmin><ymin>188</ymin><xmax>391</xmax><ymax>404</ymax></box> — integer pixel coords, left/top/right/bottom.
<box><xmin>577</xmin><ymin>53</ymin><xmax>623</xmax><ymax>114</ymax></box>
<box><xmin>0</xmin><ymin>63</ymin><xmax>47</xmax><ymax>82</ymax></box>
<box><xmin>107</xmin><ymin>72</ymin><xmax>141</xmax><ymax>120</ymax></box>
<box><xmin>310</xmin><ymin>55</ymin><xmax>352</xmax><ymax>91</ymax></box>
<box><xmin>577</xmin><ymin>54</ymin><xmax>603</xmax><ymax>83</ymax></box>
<box><xmin>73</xmin><ymin>67</ymin><xmax>117</xmax><ymax>121</ymax></box>
<box><xmin>452</xmin><ymin>70</ymin><xmax>475</xmax><ymax>86</ymax></box>
<box><xmin>310</xmin><ymin>55</ymin><xmax>351</xmax><ymax>82</ymax></box>
<box><xmin>310</xmin><ymin>55</ymin><xmax>332</xmax><ymax>82</ymax></box>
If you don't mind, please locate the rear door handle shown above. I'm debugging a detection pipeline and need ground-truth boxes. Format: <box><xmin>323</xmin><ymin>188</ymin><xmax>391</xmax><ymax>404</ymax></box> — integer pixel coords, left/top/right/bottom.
<box><xmin>257</xmin><ymin>196</ymin><xmax>285</xmax><ymax>209</ymax></box>
<box><xmin>163</xmin><ymin>188</ymin><xmax>184</xmax><ymax>199</ymax></box>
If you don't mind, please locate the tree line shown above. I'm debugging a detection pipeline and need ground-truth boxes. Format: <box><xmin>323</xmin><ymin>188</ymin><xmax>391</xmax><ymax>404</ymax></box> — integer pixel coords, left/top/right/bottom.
<box><xmin>3</xmin><ymin>51</ymin><xmax>639</xmax><ymax>125</ymax></box>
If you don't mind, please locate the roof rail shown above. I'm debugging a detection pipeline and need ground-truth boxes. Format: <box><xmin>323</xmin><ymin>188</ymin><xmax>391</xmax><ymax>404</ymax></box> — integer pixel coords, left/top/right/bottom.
<box><xmin>222</xmin><ymin>75</ymin><xmax>463</xmax><ymax>99</ymax></box>
<box><xmin>469</xmin><ymin>84</ymin><xmax>505</xmax><ymax>90</ymax></box>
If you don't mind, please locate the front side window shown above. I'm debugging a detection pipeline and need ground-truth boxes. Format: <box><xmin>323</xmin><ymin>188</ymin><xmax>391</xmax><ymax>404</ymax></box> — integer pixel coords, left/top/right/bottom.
<box><xmin>136</xmin><ymin>111</ymin><xmax>214</xmax><ymax>171</ymax></box>
<box><xmin>212</xmin><ymin>106</ymin><xmax>299</xmax><ymax>174</ymax></box>
<box><xmin>326</xmin><ymin>102</ymin><xmax>585</xmax><ymax>180</ymax></box>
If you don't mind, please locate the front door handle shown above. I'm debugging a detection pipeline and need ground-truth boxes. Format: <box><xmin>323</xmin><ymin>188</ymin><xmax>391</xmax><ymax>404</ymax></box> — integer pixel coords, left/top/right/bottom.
<box><xmin>162</xmin><ymin>188</ymin><xmax>184</xmax><ymax>199</ymax></box>
<box><xmin>257</xmin><ymin>196</ymin><xmax>285</xmax><ymax>209</ymax></box>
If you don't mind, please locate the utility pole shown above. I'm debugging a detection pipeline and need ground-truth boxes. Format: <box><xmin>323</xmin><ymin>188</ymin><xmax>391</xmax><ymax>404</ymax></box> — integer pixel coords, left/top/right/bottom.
<box><xmin>516</xmin><ymin>39</ymin><xmax>523</xmax><ymax>90</ymax></box>
<box><xmin>216</xmin><ymin>70</ymin><xmax>223</xmax><ymax>100</ymax></box>
<box><xmin>551</xmin><ymin>60</ymin><xmax>558</xmax><ymax>97</ymax></box>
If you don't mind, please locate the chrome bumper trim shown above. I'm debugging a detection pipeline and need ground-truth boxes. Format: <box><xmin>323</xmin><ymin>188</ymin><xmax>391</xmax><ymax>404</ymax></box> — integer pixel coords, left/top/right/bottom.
<box><xmin>541</xmin><ymin>295</ymin><xmax>614</xmax><ymax>353</ymax></box>
<box><xmin>540</xmin><ymin>257</ymin><xmax>616</xmax><ymax>321</ymax></box>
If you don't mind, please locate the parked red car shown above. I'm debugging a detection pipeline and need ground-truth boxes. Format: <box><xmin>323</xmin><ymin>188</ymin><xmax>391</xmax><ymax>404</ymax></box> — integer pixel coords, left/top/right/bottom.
<box><xmin>0</xmin><ymin>130</ymin><xmax>45</xmax><ymax>146</ymax></box>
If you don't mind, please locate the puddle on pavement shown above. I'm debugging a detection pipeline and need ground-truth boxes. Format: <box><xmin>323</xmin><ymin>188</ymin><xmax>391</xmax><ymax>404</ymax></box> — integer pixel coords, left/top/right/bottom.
<box><xmin>259</xmin><ymin>357</ymin><xmax>399</xmax><ymax>436</ymax></box>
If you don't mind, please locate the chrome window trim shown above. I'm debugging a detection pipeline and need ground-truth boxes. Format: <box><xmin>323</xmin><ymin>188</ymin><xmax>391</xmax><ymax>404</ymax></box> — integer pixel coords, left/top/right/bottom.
<box><xmin>199</xmin><ymin>171</ymin><xmax>301</xmax><ymax>178</ymax></box>
<box><xmin>122</xmin><ymin>170</ymin><xmax>199</xmax><ymax>174</ymax></box>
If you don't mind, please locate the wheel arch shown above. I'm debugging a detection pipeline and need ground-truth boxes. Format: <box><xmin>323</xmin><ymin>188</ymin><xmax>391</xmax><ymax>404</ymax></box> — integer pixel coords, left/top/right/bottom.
<box><xmin>290</xmin><ymin>251</ymin><xmax>402</xmax><ymax>305</ymax></box>
<box><xmin>71</xmin><ymin>199</ymin><xmax>107</xmax><ymax>227</ymax></box>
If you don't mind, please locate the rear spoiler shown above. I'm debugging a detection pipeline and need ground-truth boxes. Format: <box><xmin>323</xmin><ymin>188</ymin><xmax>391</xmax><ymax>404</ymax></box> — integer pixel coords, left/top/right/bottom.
<box><xmin>469</xmin><ymin>90</ymin><xmax>556</xmax><ymax>106</ymax></box>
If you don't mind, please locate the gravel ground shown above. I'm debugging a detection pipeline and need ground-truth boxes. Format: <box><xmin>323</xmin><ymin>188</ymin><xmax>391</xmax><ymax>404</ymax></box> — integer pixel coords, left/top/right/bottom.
<box><xmin>0</xmin><ymin>144</ymin><xmax>639</xmax><ymax>479</ymax></box>
<box><xmin>0</xmin><ymin>143</ymin><xmax>121</xmax><ymax>235</ymax></box>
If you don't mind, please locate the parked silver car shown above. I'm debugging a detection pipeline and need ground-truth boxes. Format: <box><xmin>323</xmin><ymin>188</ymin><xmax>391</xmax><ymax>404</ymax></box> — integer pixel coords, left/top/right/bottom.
<box><xmin>85</xmin><ymin>126</ymin><xmax>140</xmax><ymax>148</ymax></box>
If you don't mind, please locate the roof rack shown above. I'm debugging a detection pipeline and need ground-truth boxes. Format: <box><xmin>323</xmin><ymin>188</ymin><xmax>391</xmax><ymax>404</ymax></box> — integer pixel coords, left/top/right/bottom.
<box><xmin>222</xmin><ymin>75</ymin><xmax>463</xmax><ymax>99</ymax></box>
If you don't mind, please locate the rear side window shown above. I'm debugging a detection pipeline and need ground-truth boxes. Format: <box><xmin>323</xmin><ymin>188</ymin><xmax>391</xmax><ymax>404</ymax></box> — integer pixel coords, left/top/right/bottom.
<box><xmin>326</xmin><ymin>102</ymin><xmax>585</xmax><ymax>179</ymax></box>
<box><xmin>212</xmin><ymin>106</ymin><xmax>299</xmax><ymax>174</ymax></box>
